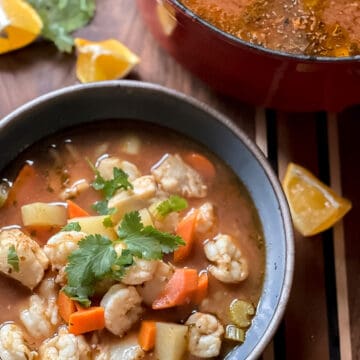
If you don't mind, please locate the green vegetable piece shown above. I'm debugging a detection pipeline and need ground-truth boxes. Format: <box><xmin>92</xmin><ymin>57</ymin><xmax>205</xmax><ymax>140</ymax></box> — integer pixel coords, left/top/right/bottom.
<box><xmin>156</xmin><ymin>195</ymin><xmax>188</xmax><ymax>217</ymax></box>
<box><xmin>229</xmin><ymin>299</ymin><xmax>255</xmax><ymax>328</ymax></box>
<box><xmin>61</xmin><ymin>222</ymin><xmax>81</xmax><ymax>232</ymax></box>
<box><xmin>117</xmin><ymin>211</ymin><xmax>185</xmax><ymax>260</ymax></box>
<box><xmin>7</xmin><ymin>245</ymin><xmax>19</xmax><ymax>272</ymax></box>
<box><xmin>225</xmin><ymin>325</ymin><xmax>245</xmax><ymax>343</ymax></box>
<box><xmin>27</xmin><ymin>0</ymin><xmax>96</xmax><ymax>52</ymax></box>
<box><xmin>92</xmin><ymin>200</ymin><xmax>116</xmax><ymax>216</ymax></box>
<box><xmin>102</xmin><ymin>216</ymin><xmax>114</xmax><ymax>228</ymax></box>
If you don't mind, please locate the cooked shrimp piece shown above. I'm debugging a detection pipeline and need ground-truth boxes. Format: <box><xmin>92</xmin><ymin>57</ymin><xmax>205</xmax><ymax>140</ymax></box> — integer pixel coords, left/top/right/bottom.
<box><xmin>0</xmin><ymin>229</ymin><xmax>49</xmax><ymax>289</ymax></box>
<box><xmin>121</xmin><ymin>259</ymin><xmax>159</xmax><ymax>285</ymax></box>
<box><xmin>151</xmin><ymin>154</ymin><xmax>207</xmax><ymax>198</ymax></box>
<box><xmin>196</xmin><ymin>202</ymin><xmax>215</xmax><ymax>234</ymax></box>
<box><xmin>39</xmin><ymin>327</ymin><xmax>91</xmax><ymax>360</ymax></box>
<box><xmin>60</xmin><ymin>180</ymin><xmax>90</xmax><ymax>200</ymax></box>
<box><xmin>204</xmin><ymin>233</ymin><xmax>248</xmax><ymax>283</ymax></box>
<box><xmin>186</xmin><ymin>312</ymin><xmax>224</xmax><ymax>358</ymax></box>
<box><xmin>137</xmin><ymin>261</ymin><xmax>174</xmax><ymax>307</ymax></box>
<box><xmin>97</xmin><ymin>157</ymin><xmax>141</xmax><ymax>181</ymax></box>
<box><xmin>100</xmin><ymin>284</ymin><xmax>142</xmax><ymax>337</ymax></box>
<box><xmin>20</xmin><ymin>278</ymin><xmax>60</xmax><ymax>340</ymax></box>
<box><xmin>0</xmin><ymin>323</ymin><xmax>37</xmax><ymax>360</ymax></box>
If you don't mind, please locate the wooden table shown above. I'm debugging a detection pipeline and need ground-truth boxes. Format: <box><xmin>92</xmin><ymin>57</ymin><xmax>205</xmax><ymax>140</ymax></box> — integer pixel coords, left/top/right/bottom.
<box><xmin>0</xmin><ymin>1</ymin><xmax>359</xmax><ymax>359</ymax></box>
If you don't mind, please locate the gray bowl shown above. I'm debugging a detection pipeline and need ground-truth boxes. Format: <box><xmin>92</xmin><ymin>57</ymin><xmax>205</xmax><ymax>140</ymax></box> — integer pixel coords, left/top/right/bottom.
<box><xmin>0</xmin><ymin>81</ymin><xmax>294</xmax><ymax>359</ymax></box>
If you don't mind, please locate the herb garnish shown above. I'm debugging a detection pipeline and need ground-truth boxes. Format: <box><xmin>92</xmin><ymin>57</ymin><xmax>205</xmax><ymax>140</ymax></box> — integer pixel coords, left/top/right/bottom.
<box><xmin>7</xmin><ymin>245</ymin><xmax>19</xmax><ymax>272</ymax></box>
<box><xmin>64</xmin><ymin>210</ymin><xmax>185</xmax><ymax>306</ymax></box>
<box><xmin>91</xmin><ymin>200</ymin><xmax>116</xmax><ymax>216</ymax></box>
<box><xmin>61</xmin><ymin>222</ymin><xmax>82</xmax><ymax>232</ymax></box>
<box><xmin>156</xmin><ymin>195</ymin><xmax>188</xmax><ymax>217</ymax></box>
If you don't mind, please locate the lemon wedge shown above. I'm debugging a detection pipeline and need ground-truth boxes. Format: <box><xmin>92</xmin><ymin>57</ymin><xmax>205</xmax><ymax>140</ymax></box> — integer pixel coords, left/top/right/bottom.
<box><xmin>282</xmin><ymin>162</ymin><xmax>352</xmax><ymax>236</ymax></box>
<box><xmin>0</xmin><ymin>0</ymin><xmax>42</xmax><ymax>54</ymax></box>
<box><xmin>74</xmin><ymin>38</ymin><xmax>140</xmax><ymax>83</ymax></box>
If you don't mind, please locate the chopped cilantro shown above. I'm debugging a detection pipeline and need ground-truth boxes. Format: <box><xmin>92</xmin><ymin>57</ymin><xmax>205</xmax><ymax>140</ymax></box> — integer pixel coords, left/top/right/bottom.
<box><xmin>7</xmin><ymin>245</ymin><xmax>19</xmax><ymax>272</ymax></box>
<box><xmin>27</xmin><ymin>0</ymin><xmax>96</xmax><ymax>53</ymax></box>
<box><xmin>92</xmin><ymin>200</ymin><xmax>116</xmax><ymax>216</ymax></box>
<box><xmin>156</xmin><ymin>195</ymin><xmax>188</xmax><ymax>217</ymax></box>
<box><xmin>61</xmin><ymin>222</ymin><xmax>81</xmax><ymax>232</ymax></box>
<box><xmin>103</xmin><ymin>217</ymin><xmax>114</xmax><ymax>228</ymax></box>
<box><xmin>117</xmin><ymin>211</ymin><xmax>185</xmax><ymax>260</ymax></box>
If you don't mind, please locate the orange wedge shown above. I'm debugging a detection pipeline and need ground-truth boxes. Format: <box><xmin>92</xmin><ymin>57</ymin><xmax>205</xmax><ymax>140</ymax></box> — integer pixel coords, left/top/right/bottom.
<box><xmin>74</xmin><ymin>38</ymin><xmax>140</xmax><ymax>83</ymax></box>
<box><xmin>0</xmin><ymin>0</ymin><xmax>42</xmax><ymax>54</ymax></box>
<box><xmin>282</xmin><ymin>162</ymin><xmax>352</xmax><ymax>236</ymax></box>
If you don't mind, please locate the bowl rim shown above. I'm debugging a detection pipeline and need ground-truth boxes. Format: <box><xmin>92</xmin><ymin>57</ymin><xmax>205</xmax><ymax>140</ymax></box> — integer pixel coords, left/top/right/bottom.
<box><xmin>0</xmin><ymin>80</ymin><xmax>294</xmax><ymax>359</ymax></box>
<box><xmin>165</xmin><ymin>0</ymin><xmax>360</xmax><ymax>63</ymax></box>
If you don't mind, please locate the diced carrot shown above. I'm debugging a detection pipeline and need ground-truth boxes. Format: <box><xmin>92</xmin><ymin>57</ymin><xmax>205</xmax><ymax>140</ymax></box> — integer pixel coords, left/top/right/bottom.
<box><xmin>6</xmin><ymin>164</ymin><xmax>36</xmax><ymax>206</ymax></box>
<box><xmin>185</xmin><ymin>153</ymin><xmax>216</xmax><ymax>179</ymax></box>
<box><xmin>152</xmin><ymin>268</ymin><xmax>198</xmax><ymax>310</ymax></box>
<box><xmin>138</xmin><ymin>321</ymin><xmax>156</xmax><ymax>351</ymax></box>
<box><xmin>173</xmin><ymin>210</ymin><xmax>198</xmax><ymax>263</ymax></box>
<box><xmin>193</xmin><ymin>272</ymin><xmax>209</xmax><ymax>305</ymax></box>
<box><xmin>66</xmin><ymin>200</ymin><xmax>89</xmax><ymax>219</ymax></box>
<box><xmin>57</xmin><ymin>291</ymin><xmax>76</xmax><ymax>323</ymax></box>
<box><xmin>75</xmin><ymin>302</ymin><xmax>87</xmax><ymax>312</ymax></box>
<box><xmin>69</xmin><ymin>306</ymin><xmax>105</xmax><ymax>335</ymax></box>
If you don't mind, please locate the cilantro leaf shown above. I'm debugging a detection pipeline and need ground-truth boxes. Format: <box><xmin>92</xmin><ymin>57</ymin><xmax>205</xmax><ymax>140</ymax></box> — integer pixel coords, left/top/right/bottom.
<box><xmin>27</xmin><ymin>0</ymin><xmax>96</xmax><ymax>52</ymax></box>
<box><xmin>92</xmin><ymin>200</ymin><xmax>116</xmax><ymax>215</ymax></box>
<box><xmin>117</xmin><ymin>211</ymin><xmax>185</xmax><ymax>260</ymax></box>
<box><xmin>103</xmin><ymin>217</ymin><xmax>114</xmax><ymax>228</ymax></box>
<box><xmin>7</xmin><ymin>246</ymin><xmax>19</xmax><ymax>272</ymax></box>
<box><xmin>156</xmin><ymin>195</ymin><xmax>188</xmax><ymax>217</ymax></box>
<box><xmin>61</xmin><ymin>222</ymin><xmax>81</xmax><ymax>232</ymax></box>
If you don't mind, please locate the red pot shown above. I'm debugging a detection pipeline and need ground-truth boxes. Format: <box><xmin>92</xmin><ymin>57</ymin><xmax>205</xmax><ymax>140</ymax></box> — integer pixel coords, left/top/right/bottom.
<box><xmin>136</xmin><ymin>0</ymin><xmax>360</xmax><ymax>112</ymax></box>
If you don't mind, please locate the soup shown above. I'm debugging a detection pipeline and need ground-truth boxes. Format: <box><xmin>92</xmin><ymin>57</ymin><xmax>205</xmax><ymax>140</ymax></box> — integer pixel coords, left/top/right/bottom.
<box><xmin>180</xmin><ymin>0</ymin><xmax>360</xmax><ymax>56</ymax></box>
<box><xmin>0</xmin><ymin>121</ymin><xmax>264</xmax><ymax>359</ymax></box>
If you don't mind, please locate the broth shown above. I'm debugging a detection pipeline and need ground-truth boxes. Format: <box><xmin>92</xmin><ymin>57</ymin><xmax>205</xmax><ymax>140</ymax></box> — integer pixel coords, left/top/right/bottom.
<box><xmin>181</xmin><ymin>0</ymin><xmax>360</xmax><ymax>56</ymax></box>
<box><xmin>0</xmin><ymin>120</ymin><xmax>265</xmax><ymax>359</ymax></box>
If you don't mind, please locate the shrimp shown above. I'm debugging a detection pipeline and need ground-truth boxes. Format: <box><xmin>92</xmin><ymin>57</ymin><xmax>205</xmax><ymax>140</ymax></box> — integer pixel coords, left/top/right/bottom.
<box><xmin>38</xmin><ymin>327</ymin><xmax>91</xmax><ymax>360</ymax></box>
<box><xmin>195</xmin><ymin>202</ymin><xmax>215</xmax><ymax>234</ymax></box>
<box><xmin>20</xmin><ymin>278</ymin><xmax>60</xmax><ymax>340</ymax></box>
<box><xmin>100</xmin><ymin>284</ymin><xmax>142</xmax><ymax>337</ymax></box>
<box><xmin>0</xmin><ymin>229</ymin><xmax>49</xmax><ymax>289</ymax></box>
<box><xmin>121</xmin><ymin>259</ymin><xmax>159</xmax><ymax>285</ymax></box>
<box><xmin>97</xmin><ymin>157</ymin><xmax>141</xmax><ymax>181</ymax></box>
<box><xmin>0</xmin><ymin>323</ymin><xmax>37</xmax><ymax>360</ymax></box>
<box><xmin>151</xmin><ymin>154</ymin><xmax>207</xmax><ymax>198</ymax></box>
<box><xmin>204</xmin><ymin>233</ymin><xmax>248</xmax><ymax>283</ymax></box>
<box><xmin>186</xmin><ymin>312</ymin><xmax>224</xmax><ymax>358</ymax></box>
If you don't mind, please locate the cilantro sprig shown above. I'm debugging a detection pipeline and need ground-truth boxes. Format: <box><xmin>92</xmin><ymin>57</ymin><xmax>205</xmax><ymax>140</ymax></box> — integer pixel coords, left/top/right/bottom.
<box><xmin>7</xmin><ymin>246</ymin><xmax>19</xmax><ymax>272</ymax></box>
<box><xmin>64</xmin><ymin>210</ymin><xmax>185</xmax><ymax>306</ymax></box>
<box><xmin>61</xmin><ymin>222</ymin><xmax>81</xmax><ymax>232</ymax></box>
<box><xmin>156</xmin><ymin>195</ymin><xmax>188</xmax><ymax>217</ymax></box>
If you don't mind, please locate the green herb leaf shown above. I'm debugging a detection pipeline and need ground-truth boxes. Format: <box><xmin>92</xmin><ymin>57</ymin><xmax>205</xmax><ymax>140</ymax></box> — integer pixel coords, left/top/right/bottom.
<box><xmin>7</xmin><ymin>245</ymin><xmax>19</xmax><ymax>272</ymax></box>
<box><xmin>27</xmin><ymin>0</ymin><xmax>96</xmax><ymax>52</ymax></box>
<box><xmin>117</xmin><ymin>211</ymin><xmax>185</xmax><ymax>260</ymax></box>
<box><xmin>103</xmin><ymin>217</ymin><xmax>114</xmax><ymax>228</ymax></box>
<box><xmin>61</xmin><ymin>222</ymin><xmax>81</xmax><ymax>232</ymax></box>
<box><xmin>92</xmin><ymin>200</ymin><xmax>116</xmax><ymax>215</ymax></box>
<box><xmin>156</xmin><ymin>195</ymin><xmax>188</xmax><ymax>217</ymax></box>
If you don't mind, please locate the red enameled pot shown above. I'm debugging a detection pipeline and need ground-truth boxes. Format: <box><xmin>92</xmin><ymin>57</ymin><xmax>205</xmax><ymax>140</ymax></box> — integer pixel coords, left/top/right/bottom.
<box><xmin>136</xmin><ymin>0</ymin><xmax>360</xmax><ymax>112</ymax></box>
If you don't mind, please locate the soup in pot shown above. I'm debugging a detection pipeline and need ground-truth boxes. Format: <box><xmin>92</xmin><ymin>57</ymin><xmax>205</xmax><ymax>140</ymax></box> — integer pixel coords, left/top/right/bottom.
<box><xmin>0</xmin><ymin>121</ymin><xmax>265</xmax><ymax>359</ymax></box>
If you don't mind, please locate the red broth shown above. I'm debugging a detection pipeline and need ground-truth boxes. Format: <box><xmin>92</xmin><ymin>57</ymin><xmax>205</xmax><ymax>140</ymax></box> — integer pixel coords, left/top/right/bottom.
<box><xmin>0</xmin><ymin>121</ymin><xmax>265</xmax><ymax>358</ymax></box>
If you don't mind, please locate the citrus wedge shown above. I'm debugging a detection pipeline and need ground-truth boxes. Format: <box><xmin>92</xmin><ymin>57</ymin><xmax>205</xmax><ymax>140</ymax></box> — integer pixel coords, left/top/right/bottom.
<box><xmin>0</xmin><ymin>0</ymin><xmax>42</xmax><ymax>54</ymax></box>
<box><xmin>74</xmin><ymin>38</ymin><xmax>140</xmax><ymax>83</ymax></box>
<box><xmin>282</xmin><ymin>162</ymin><xmax>352</xmax><ymax>236</ymax></box>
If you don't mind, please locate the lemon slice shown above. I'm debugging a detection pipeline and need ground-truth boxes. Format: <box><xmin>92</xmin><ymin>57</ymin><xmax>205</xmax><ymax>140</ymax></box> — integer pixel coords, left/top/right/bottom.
<box><xmin>0</xmin><ymin>0</ymin><xmax>42</xmax><ymax>54</ymax></box>
<box><xmin>282</xmin><ymin>162</ymin><xmax>352</xmax><ymax>236</ymax></box>
<box><xmin>74</xmin><ymin>38</ymin><xmax>140</xmax><ymax>83</ymax></box>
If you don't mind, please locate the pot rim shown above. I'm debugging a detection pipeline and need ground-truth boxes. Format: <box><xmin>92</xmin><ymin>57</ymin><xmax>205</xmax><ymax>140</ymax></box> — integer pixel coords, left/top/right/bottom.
<box><xmin>0</xmin><ymin>80</ymin><xmax>294</xmax><ymax>359</ymax></box>
<box><xmin>166</xmin><ymin>0</ymin><xmax>360</xmax><ymax>63</ymax></box>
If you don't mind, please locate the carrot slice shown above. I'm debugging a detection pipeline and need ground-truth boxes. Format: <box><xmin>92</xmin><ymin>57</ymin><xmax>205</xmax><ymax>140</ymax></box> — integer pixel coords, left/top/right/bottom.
<box><xmin>173</xmin><ymin>210</ymin><xmax>198</xmax><ymax>263</ymax></box>
<box><xmin>67</xmin><ymin>200</ymin><xmax>89</xmax><ymax>219</ymax></box>
<box><xmin>193</xmin><ymin>272</ymin><xmax>209</xmax><ymax>305</ymax></box>
<box><xmin>138</xmin><ymin>321</ymin><xmax>156</xmax><ymax>351</ymax></box>
<box><xmin>152</xmin><ymin>268</ymin><xmax>198</xmax><ymax>310</ymax></box>
<box><xmin>185</xmin><ymin>153</ymin><xmax>216</xmax><ymax>179</ymax></box>
<box><xmin>69</xmin><ymin>306</ymin><xmax>105</xmax><ymax>335</ymax></box>
<box><xmin>6</xmin><ymin>164</ymin><xmax>36</xmax><ymax>206</ymax></box>
<box><xmin>57</xmin><ymin>291</ymin><xmax>76</xmax><ymax>323</ymax></box>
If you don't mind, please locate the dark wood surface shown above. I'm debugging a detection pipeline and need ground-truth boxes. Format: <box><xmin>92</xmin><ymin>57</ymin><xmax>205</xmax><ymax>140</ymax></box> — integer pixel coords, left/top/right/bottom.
<box><xmin>0</xmin><ymin>1</ymin><xmax>359</xmax><ymax>359</ymax></box>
